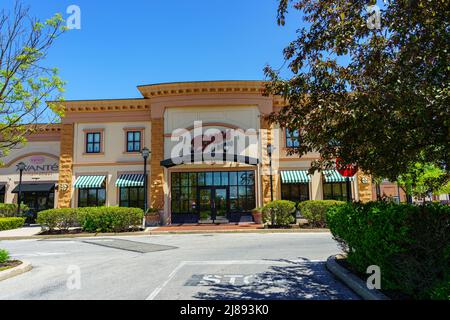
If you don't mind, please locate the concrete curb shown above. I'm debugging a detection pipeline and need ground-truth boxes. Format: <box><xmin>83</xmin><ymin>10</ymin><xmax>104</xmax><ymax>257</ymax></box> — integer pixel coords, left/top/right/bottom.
<box><xmin>0</xmin><ymin>228</ymin><xmax>330</xmax><ymax>240</ymax></box>
<box><xmin>0</xmin><ymin>260</ymin><xmax>32</xmax><ymax>282</ymax></box>
<box><xmin>326</xmin><ymin>255</ymin><xmax>390</xmax><ymax>300</ymax></box>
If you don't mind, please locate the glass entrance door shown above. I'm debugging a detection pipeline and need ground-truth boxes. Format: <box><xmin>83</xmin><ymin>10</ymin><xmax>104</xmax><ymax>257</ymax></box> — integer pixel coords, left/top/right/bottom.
<box><xmin>198</xmin><ymin>187</ymin><xmax>228</xmax><ymax>223</ymax></box>
<box><xmin>214</xmin><ymin>188</ymin><xmax>228</xmax><ymax>223</ymax></box>
<box><xmin>22</xmin><ymin>191</ymin><xmax>55</xmax><ymax>223</ymax></box>
<box><xmin>199</xmin><ymin>188</ymin><xmax>213</xmax><ymax>221</ymax></box>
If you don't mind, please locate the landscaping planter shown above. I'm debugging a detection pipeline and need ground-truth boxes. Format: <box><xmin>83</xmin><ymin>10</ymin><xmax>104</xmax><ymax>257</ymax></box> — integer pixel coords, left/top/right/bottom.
<box><xmin>252</xmin><ymin>212</ymin><xmax>262</xmax><ymax>224</ymax></box>
<box><xmin>145</xmin><ymin>215</ymin><xmax>161</xmax><ymax>226</ymax></box>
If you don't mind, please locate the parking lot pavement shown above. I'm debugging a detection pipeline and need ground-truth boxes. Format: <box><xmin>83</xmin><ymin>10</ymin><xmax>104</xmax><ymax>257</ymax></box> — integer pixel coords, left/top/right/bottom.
<box><xmin>0</xmin><ymin>232</ymin><xmax>359</xmax><ymax>300</ymax></box>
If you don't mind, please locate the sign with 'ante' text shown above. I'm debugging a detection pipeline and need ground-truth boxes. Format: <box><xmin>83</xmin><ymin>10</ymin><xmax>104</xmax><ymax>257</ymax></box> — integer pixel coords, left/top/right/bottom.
<box><xmin>15</xmin><ymin>155</ymin><xmax>59</xmax><ymax>174</ymax></box>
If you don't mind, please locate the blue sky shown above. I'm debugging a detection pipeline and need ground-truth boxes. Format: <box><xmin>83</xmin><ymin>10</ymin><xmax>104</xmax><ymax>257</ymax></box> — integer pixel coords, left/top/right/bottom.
<box><xmin>6</xmin><ymin>0</ymin><xmax>302</xmax><ymax>100</ymax></box>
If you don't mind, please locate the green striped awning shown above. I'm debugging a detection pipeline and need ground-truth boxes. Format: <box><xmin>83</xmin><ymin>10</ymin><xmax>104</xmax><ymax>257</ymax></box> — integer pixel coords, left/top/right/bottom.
<box><xmin>73</xmin><ymin>175</ymin><xmax>106</xmax><ymax>189</ymax></box>
<box><xmin>116</xmin><ymin>174</ymin><xmax>145</xmax><ymax>187</ymax></box>
<box><xmin>280</xmin><ymin>170</ymin><xmax>311</xmax><ymax>184</ymax></box>
<box><xmin>323</xmin><ymin>170</ymin><xmax>355</xmax><ymax>183</ymax></box>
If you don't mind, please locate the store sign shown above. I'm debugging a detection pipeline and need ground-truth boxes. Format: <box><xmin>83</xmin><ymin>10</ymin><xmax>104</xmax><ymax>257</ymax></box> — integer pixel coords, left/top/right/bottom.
<box><xmin>16</xmin><ymin>155</ymin><xmax>59</xmax><ymax>173</ymax></box>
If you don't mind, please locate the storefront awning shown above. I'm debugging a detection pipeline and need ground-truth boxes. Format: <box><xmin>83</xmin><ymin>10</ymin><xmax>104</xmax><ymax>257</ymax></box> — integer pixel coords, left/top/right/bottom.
<box><xmin>323</xmin><ymin>170</ymin><xmax>355</xmax><ymax>183</ymax></box>
<box><xmin>280</xmin><ymin>170</ymin><xmax>311</xmax><ymax>184</ymax></box>
<box><xmin>73</xmin><ymin>176</ymin><xmax>106</xmax><ymax>189</ymax></box>
<box><xmin>12</xmin><ymin>183</ymin><xmax>55</xmax><ymax>193</ymax></box>
<box><xmin>161</xmin><ymin>153</ymin><xmax>259</xmax><ymax>168</ymax></box>
<box><xmin>116</xmin><ymin>174</ymin><xmax>144</xmax><ymax>187</ymax></box>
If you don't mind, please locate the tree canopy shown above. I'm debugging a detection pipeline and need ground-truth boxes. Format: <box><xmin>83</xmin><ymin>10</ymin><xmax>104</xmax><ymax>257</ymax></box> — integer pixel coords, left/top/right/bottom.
<box><xmin>264</xmin><ymin>0</ymin><xmax>449</xmax><ymax>182</ymax></box>
<box><xmin>0</xmin><ymin>2</ymin><xmax>66</xmax><ymax>159</ymax></box>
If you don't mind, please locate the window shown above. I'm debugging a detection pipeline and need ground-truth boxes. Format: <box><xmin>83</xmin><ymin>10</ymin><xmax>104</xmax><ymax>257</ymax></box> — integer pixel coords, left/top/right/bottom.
<box><xmin>323</xmin><ymin>183</ymin><xmax>348</xmax><ymax>201</ymax></box>
<box><xmin>281</xmin><ymin>183</ymin><xmax>309</xmax><ymax>203</ymax></box>
<box><xmin>286</xmin><ymin>129</ymin><xmax>300</xmax><ymax>148</ymax></box>
<box><xmin>126</xmin><ymin>131</ymin><xmax>141</xmax><ymax>152</ymax></box>
<box><xmin>119</xmin><ymin>187</ymin><xmax>145</xmax><ymax>209</ymax></box>
<box><xmin>78</xmin><ymin>188</ymin><xmax>106</xmax><ymax>207</ymax></box>
<box><xmin>86</xmin><ymin>132</ymin><xmax>102</xmax><ymax>153</ymax></box>
<box><xmin>170</xmin><ymin>171</ymin><xmax>255</xmax><ymax>214</ymax></box>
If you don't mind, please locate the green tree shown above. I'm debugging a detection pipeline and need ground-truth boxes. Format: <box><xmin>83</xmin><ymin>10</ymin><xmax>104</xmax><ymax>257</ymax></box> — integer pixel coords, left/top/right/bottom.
<box><xmin>264</xmin><ymin>0</ymin><xmax>449</xmax><ymax>181</ymax></box>
<box><xmin>0</xmin><ymin>2</ymin><xmax>66</xmax><ymax>159</ymax></box>
<box><xmin>397</xmin><ymin>162</ymin><xmax>449</xmax><ymax>200</ymax></box>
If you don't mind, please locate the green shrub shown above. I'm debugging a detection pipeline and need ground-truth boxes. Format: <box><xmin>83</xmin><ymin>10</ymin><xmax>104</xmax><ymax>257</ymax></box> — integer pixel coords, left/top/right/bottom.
<box><xmin>262</xmin><ymin>200</ymin><xmax>296</xmax><ymax>226</ymax></box>
<box><xmin>0</xmin><ymin>203</ymin><xmax>29</xmax><ymax>218</ymax></box>
<box><xmin>0</xmin><ymin>217</ymin><xmax>25</xmax><ymax>231</ymax></box>
<box><xmin>37</xmin><ymin>208</ymin><xmax>79</xmax><ymax>232</ymax></box>
<box><xmin>78</xmin><ymin>207</ymin><xmax>143</xmax><ymax>233</ymax></box>
<box><xmin>327</xmin><ymin>202</ymin><xmax>450</xmax><ymax>299</ymax></box>
<box><xmin>37</xmin><ymin>207</ymin><xmax>144</xmax><ymax>233</ymax></box>
<box><xmin>298</xmin><ymin>200</ymin><xmax>345</xmax><ymax>228</ymax></box>
<box><xmin>0</xmin><ymin>249</ymin><xmax>9</xmax><ymax>264</ymax></box>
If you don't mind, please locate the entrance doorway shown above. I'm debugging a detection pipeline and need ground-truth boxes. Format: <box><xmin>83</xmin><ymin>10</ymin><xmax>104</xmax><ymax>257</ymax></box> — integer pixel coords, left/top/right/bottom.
<box><xmin>22</xmin><ymin>191</ymin><xmax>55</xmax><ymax>222</ymax></box>
<box><xmin>198</xmin><ymin>187</ymin><xmax>228</xmax><ymax>223</ymax></box>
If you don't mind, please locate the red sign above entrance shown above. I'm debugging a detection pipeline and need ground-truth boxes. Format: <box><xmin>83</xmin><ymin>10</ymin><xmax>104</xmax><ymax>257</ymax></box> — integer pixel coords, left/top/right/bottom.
<box><xmin>336</xmin><ymin>158</ymin><xmax>358</xmax><ymax>177</ymax></box>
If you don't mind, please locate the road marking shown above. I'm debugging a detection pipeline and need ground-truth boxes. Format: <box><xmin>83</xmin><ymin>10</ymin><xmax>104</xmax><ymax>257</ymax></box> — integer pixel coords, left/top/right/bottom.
<box><xmin>146</xmin><ymin>261</ymin><xmax>187</xmax><ymax>300</ymax></box>
<box><xmin>12</xmin><ymin>252</ymin><xmax>68</xmax><ymax>257</ymax></box>
<box><xmin>145</xmin><ymin>259</ymin><xmax>323</xmax><ymax>300</ymax></box>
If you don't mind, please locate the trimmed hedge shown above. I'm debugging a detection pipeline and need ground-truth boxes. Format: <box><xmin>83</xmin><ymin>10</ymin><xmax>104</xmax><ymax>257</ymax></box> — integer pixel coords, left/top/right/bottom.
<box><xmin>327</xmin><ymin>202</ymin><xmax>450</xmax><ymax>300</ymax></box>
<box><xmin>37</xmin><ymin>208</ymin><xmax>78</xmax><ymax>232</ymax></box>
<box><xmin>298</xmin><ymin>200</ymin><xmax>345</xmax><ymax>228</ymax></box>
<box><xmin>78</xmin><ymin>207</ymin><xmax>143</xmax><ymax>233</ymax></box>
<box><xmin>0</xmin><ymin>203</ymin><xmax>29</xmax><ymax>218</ymax></box>
<box><xmin>37</xmin><ymin>207</ymin><xmax>144</xmax><ymax>233</ymax></box>
<box><xmin>0</xmin><ymin>217</ymin><xmax>25</xmax><ymax>231</ymax></box>
<box><xmin>262</xmin><ymin>200</ymin><xmax>296</xmax><ymax>226</ymax></box>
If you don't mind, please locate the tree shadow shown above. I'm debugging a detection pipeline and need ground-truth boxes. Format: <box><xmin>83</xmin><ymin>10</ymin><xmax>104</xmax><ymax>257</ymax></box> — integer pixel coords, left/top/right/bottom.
<box><xmin>192</xmin><ymin>258</ymin><xmax>359</xmax><ymax>300</ymax></box>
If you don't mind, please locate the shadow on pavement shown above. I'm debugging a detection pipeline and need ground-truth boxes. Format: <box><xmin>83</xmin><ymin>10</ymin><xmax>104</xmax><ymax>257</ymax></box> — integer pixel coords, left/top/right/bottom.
<box><xmin>193</xmin><ymin>258</ymin><xmax>359</xmax><ymax>300</ymax></box>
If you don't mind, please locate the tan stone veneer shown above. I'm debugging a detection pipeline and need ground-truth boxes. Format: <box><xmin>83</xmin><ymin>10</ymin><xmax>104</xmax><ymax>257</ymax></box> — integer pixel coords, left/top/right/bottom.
<box><xmin>150</xmin><ymin>118</ymin><xmax>165</xmax><ymax>210</ymax></box>
<box><xmin>260</xmin><ymin>116</ymin><xmax>279</xmax><ymax>205</ymax></box>
<box><xmin>357</xmin><ymin>171</ymin><xmax>373</xmax><ymax>202</ymax></box>
<box><xmin>57</xmin><ymin>123</ymin><xmax>74</xmax><ymax>208</ymax></box>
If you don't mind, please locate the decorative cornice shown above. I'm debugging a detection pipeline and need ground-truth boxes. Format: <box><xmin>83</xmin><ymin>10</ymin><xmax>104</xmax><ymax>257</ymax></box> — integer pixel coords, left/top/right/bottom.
<box><xmin>52</xmin><ymin>99</ymin><xmax>150</xmax><ymax>114</ymax></box>
<box><xmin>137</xmin><ymin>81</ymin><xmax>266</xmax><ymax>99</ymax></box>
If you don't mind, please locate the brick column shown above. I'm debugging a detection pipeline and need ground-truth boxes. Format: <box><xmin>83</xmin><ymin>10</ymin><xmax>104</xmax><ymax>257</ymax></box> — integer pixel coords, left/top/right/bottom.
<box><xmin>150</xmin><ymin>118</ymin><xmax>165</xmax><ymax>210</ymax></box>
<box><xmin>357</xmin><ymin>171</ymin><xmax>373</xmax><ymax>202</ymax></box>
<box><xmin>57</xmin><ymin>123</ymin><xmax>74</xmax><ymax>208</ymax></box>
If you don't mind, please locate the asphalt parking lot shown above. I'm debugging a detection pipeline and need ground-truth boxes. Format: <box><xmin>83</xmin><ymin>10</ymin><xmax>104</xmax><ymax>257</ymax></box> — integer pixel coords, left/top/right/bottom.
<box><xmin>0</xmin><ymin>232</ymin><xmax>359</xmax><ymax>300</ymax></box>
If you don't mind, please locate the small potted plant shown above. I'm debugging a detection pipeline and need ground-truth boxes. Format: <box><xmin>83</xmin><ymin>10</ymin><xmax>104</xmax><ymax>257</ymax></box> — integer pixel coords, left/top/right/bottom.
<box><xmin>251</xmin><ymin>207</ymin><xmax>263</xmax><ymax>224</ymax></box>
<box><xmin>145</xmin><ymin>208</ymin><xmax>161</xmax><ymax>226</ymax></box>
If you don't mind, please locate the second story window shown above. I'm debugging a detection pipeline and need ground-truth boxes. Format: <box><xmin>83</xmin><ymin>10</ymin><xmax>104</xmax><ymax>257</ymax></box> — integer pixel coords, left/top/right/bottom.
<box><xmin>86</xmin><ymin>132</ymin><xmax>101</xmax><ymax>153</ymax></box>
<box><xmin>127</xmin><ymin>131</ymin><xmax>141</xmax><ymax>152</ymax></box>
<box><xmin>286</xmin><ymin>129</ymin><xmax>300</xmax><ymax>148</ymax></box>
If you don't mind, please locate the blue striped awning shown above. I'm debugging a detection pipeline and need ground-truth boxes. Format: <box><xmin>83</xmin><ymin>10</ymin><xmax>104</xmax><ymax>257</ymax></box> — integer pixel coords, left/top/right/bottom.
<box><xmin>280</xmin><ymin>170</ymin><xmax>311</xmax><ymax>184</ymax></box>
<box><xmin>323</xmin><ymin>170</ymin><xmax>355</xmax><ymax>183</ymax></box>
<box><xmin>73</xmin><ymin>175</ymin><xmax>106</xmax><ymax>189</ymax></box>
<box><xmin>116</xmin><ymin>174</ymin><xmax>144</xmax><ymax>187</ymax></box>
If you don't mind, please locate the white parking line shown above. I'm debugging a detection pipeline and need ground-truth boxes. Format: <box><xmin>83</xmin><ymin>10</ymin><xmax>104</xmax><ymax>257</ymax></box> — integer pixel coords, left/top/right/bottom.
<box><xmin>145</xmin><ymin>259</ymin><xmax>323</xmax><ymax>300</ymax></box>
<box><xmin>12</xmin><ymin>252</ymin><xmax>68</xmax><ymax>257</ymax></box>
<box><xmin>146</xmin><ymin>261</ymin><xmax>187</xmax><ymax>300</ymax></box>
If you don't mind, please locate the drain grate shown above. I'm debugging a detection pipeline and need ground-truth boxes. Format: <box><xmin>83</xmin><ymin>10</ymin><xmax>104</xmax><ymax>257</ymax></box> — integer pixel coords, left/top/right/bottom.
<box><xmin>82</xmin><ymin>238</ymin><xmax>177</xmax><ymax>253</ymax></box>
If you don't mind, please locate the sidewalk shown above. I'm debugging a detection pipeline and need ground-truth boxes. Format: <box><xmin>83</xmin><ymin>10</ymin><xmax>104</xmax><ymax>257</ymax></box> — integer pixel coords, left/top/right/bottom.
<box><xmin>0</xmin><ymin>226</ymin><xmax>42</xmax><ymax>239</ymax></box>
<box><xmin>153</xmin><ymin>223</ymin><xmax>264</xmax><ymax>232</ymax></box>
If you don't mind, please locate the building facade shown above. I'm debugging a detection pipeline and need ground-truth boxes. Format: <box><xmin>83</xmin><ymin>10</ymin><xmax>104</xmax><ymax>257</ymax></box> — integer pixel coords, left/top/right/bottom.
<box><xmin>1</xmin><ymin>81</ymin><xmax>374</xmax><ymax>224</ymax></box>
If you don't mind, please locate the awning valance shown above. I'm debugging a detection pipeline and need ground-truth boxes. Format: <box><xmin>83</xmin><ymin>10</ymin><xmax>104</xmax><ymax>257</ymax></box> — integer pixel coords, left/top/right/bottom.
<box><xmin>73</xmin><ymin>176</ymin><xmax>106</xmax><ymax>189</ymax></box>
<box><xmin>161</xmin><ymin>153</ymin><xmax>259</xmax><ymax>168</ymax></box>
<box><xmin>280</xmin><ymin>170</ymin><xmax>311</xmax><ymax>184</ymax></box>
<box><xmin>323</xmin><ymin>170</ymin><xmax>355</xmax><ymax>183</ymax></box>
<box><xmin>116</xmin><ymin>174</ymin><xmax>144</xmax><ymax>187</ymax></box>
<box><xmin>12</xmin><ymin>183</ymin><xmax>55</xmax><ymax>193</ymax></box>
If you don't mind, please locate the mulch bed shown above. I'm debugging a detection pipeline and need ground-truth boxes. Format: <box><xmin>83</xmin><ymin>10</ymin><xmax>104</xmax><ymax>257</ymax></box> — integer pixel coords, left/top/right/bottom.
<box><xmin>336</xmin><ymin>256</ymin><xmax>412</xmax><ymax>300</ymax></box>
<box><xmin>0</xmin><ymin>260</ymin><xmax>22</xmax><ymax>272</ymax></box>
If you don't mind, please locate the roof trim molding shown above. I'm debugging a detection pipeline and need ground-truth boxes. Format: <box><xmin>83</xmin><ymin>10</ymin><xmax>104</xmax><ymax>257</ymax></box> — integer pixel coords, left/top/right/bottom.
<box><xmin>138</xmin><ymin>80</ymin><xmax>266</xmax><ymax>99</ymax></box>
